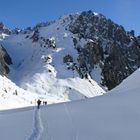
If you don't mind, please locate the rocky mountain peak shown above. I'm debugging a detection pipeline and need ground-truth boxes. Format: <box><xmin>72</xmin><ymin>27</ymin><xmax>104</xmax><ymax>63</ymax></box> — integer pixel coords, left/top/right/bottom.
<box><xmin>1</xmin><ymin>10</ymin><xmax>140</xmax><ymax>91</ymax></box>
<box><xmin>67</xmin><ymin>11</ymin><xmax>140</xmax><ymax>89</ymax></box>
<box><xmin>11</xmin><ymin>10</ymin><xmax>139</xmax><ymax>90</ymax></box>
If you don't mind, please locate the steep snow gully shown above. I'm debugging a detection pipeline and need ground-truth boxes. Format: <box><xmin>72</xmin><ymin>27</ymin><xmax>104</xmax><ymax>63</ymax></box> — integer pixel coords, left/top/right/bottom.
<box><xmin>27</xmin><ymin>108</ymin><xmax>44</xmax><ymax>140</ymax></box>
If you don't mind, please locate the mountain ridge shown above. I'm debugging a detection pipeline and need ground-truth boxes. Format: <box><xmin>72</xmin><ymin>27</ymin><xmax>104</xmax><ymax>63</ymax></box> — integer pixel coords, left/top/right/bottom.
<box><xmin>0</xmin><ymin>10</ymin><xmax>140</xmax><ymax>109</ymax></box>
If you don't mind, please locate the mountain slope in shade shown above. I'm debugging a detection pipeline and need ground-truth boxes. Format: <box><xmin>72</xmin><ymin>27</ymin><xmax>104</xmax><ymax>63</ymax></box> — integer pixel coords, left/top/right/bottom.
<box><xmin>0</xmin><ymin>68</ymin><xmax>140</xmax><ymax>140</ymax></box>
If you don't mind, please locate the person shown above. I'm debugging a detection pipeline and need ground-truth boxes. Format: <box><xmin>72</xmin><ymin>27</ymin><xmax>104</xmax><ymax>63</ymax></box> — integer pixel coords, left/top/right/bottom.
<box><xmin>44</xmin><ymin>101</ymin><xmax>47</xmax><ymax>105</ymax></box>
<box><xmin>43</xmin><ymin>101</ymin><xmax>47</xmax><ymax>105</ymax></box>
<box><xmin>37</xmin><ymin>99</ymin><xmax>41</xmax><ymax>109</ymax></box>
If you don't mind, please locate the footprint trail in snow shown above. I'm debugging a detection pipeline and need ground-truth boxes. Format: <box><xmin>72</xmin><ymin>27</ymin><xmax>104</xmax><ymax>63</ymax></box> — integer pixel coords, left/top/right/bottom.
<box><xmin>27</xmin><ymin>108</ymin><xmax>44</xmax><ymax>140</ymax></box>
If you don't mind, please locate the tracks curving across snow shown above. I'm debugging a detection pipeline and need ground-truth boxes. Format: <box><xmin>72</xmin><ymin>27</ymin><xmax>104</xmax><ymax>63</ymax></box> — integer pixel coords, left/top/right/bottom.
<box><xmin>64</xmin><ymin>103</ymin><xmax>79</xmax><ymax>140</ymax></box>
<box><xmin>27</xmin><ymin>108</ymin><xmax>44</xmax><ymax>140</ymax></box>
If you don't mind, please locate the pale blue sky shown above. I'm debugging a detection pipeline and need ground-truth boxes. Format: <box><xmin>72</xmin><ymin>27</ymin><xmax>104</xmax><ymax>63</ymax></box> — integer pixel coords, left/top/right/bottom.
<box><xmin>0</xmin><ymin>0</ymin><xmax>139</xmax><ymax>35</ymax></box>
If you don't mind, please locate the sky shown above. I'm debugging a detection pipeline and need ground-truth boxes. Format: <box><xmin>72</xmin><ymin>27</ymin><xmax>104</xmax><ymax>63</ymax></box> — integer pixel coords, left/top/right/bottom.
<box><xmin>0</xmin><ymin>0</ymin><xmax>139</xmax><ymax>35</ymax></box>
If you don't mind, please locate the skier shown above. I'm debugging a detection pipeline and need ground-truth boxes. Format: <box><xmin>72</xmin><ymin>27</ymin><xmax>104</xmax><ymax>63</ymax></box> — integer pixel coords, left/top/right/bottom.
<box><xmin>44</xmin><ymin>101</ymin><xmax>47</xmax><ymax>105</ymax></box>
<box><xmin>43</xmin><ymin>101</ymin><xmax>47</xmax><ymax>105</ymax></box>
<box><xmin>37</xmin><ymin>99</ymin><xmax>41</xmax><ymax>109</ymax></box>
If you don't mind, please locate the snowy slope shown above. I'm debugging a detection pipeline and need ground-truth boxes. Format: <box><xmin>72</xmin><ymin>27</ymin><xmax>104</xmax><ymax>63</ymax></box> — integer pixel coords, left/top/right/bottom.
<box><xmin>110</xmin><ymin>68</ymin><xmax>140</xmax><ymax>94</ymax></box>
<box><xmin>0</xmin><ymin>75</ymin><xmax>39</xmax><ymax>110</ymax></box>
<box><xmin>0</xmin><ymin>14</ymin><xmax>105</xmax><ymax>109</ymax></box>
<box><xmin>0</xmin><ymin>68</ymin><xmax>140</xmax><ymax>140</ymax></box>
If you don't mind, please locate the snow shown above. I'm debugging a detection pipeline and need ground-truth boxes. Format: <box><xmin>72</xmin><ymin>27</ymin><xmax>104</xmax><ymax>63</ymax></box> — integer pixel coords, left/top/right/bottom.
<box><xmin>0</xmin><ymin>107</ymin><xmax>34</xmax><ymax>140</ymax></box>
<box><xmin>0</xmin><ymin>33</ymin><xmax>9</xmax><ymax>40</ymax></box>
<box><xmin>93</xmin><ymin>12</ymin><xmax>99</xmax><ymax>16</ymax></box>
<box><xmin>27</xmin><ymin>109</ymin><xmax>43</xmax><ymax>140</ymax></box>
<box><xmin>0</xmin><ymin>75</ymin><xmax>39</xmax><ymax>110</ymax></box>
<box><xmin>110</xmin><ymin>68</ymin><xmax>140</xmax><ymax>94</ymax></box>
<box><xmin>0</xmin><ymin>68</ymin><xmax>140</xmax><ymax>140</ymax></box>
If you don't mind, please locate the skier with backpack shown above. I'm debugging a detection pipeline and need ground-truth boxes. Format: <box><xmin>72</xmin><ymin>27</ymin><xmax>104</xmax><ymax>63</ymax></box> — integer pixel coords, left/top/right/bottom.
<box><xmin>37</xmin><ymin>99</ymin><xmax>41</xmax><ymax>109</ymax></box>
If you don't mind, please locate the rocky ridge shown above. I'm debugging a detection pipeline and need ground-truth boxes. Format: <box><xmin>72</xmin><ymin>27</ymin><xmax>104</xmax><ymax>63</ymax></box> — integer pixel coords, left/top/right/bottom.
<box><xmin>68</xmin><ymin>11</ymin><xmax>140</xmax><ymax>89</ymax></box>
<box><xmin>1</xmin><ymin>11</ymin><xmax>140</xmax><ymax>91</ymax></box>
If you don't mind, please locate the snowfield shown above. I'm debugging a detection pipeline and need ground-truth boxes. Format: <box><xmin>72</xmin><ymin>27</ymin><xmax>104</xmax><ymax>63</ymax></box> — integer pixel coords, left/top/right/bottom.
<box><xmin>0</xmin><ymin>68</ymin><xmax>140</xmax><ymax>140</ymax></box>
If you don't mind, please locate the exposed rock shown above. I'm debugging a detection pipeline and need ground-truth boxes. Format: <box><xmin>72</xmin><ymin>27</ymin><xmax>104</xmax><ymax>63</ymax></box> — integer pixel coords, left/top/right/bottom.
<box><xmin>45</xmin><ymin>37</ymin><xmax>56</xmax><ymax>48</ymax></box>
<box><xmin>69</xmin><ymin>11</ymin><xmax>140</xmax><ymax>89</ymax></box>
<box><xmin>0</xmin><ymin>22</ymin><xmax>4</xmax><ymax>29</ymax></box>
<box><xmin>63</xmin><ymin>54</ymin><xmax>73</xmax><ymax>64</ymax></box>
<box><xmin>30</xmin><ymin>29</ymin><xmax>39</xmax><ymax>42</ymax></box>
<box><xmin>0</xmin><ymin>45</ymin><xmax>12</xmax><ymax>76</ymax></box>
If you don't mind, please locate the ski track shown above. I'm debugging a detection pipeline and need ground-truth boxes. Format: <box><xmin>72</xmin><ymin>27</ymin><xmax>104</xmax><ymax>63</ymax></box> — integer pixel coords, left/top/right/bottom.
<box><xmin>27</xmin><ymin>108</ymin><xmax>44</xmax><ymax>140</ymax></box>
<box><xmin>64</xmin><ymin>103</ymin><xmax>79</xmax><ymax>140</ymax></box>
<box><xmin>41</xmin><ymin>108</ymin><xmax>53</xmax><ymax>140</ymax></box>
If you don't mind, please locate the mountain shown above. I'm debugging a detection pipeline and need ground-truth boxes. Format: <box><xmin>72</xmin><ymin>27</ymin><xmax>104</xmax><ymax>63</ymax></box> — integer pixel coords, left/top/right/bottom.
<box><xmin>0</xmin><ymin>10</ymin><xmax>140</xmax><ymax>109</ymax></box>
<box><xmin>1</xmin><ymin>67</ymin><xmax>140</xmax><ymax>140</ymax></box>
<box><xmin>68</xmin><ymin>11</ymin><xmax>140</xmax><ymax>89</ymax></box>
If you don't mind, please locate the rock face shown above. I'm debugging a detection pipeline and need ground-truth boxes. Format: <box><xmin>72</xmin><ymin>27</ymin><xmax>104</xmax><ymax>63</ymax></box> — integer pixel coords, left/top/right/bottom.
<box><xmin>69</xmin><ymin>11</ymin><xmax>140</xmax><ymax>90</ymax></box>
<box><xmin>0</xmin><ymin>22</ymin><xmax>4</xmax><ymax>29</ymax></box>
<box><xmin>0</xmin><ymin>45</ymin><xmax>12</xmax><ymax>76</ymax></box>
<box><xmin>0</xmin><ymin>23</ymin><xmax>12</xmax><ymax>75</ymax></box>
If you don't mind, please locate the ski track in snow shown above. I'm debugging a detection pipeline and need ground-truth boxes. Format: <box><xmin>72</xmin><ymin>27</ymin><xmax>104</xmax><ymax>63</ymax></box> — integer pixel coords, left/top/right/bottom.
<box><xmin>64</xmin><ymin>103</ymin><xmax>79</xmax><ymax>140</ymax></box>
<box><xmin>44</xmin><ymin>113</ymin><xmax>53</xmax><ymax>140</ymax></box>
<box><xmin>27</xmin><ymin>108</ymin><xmax>44</xmax><ymax>140</ymax></box>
